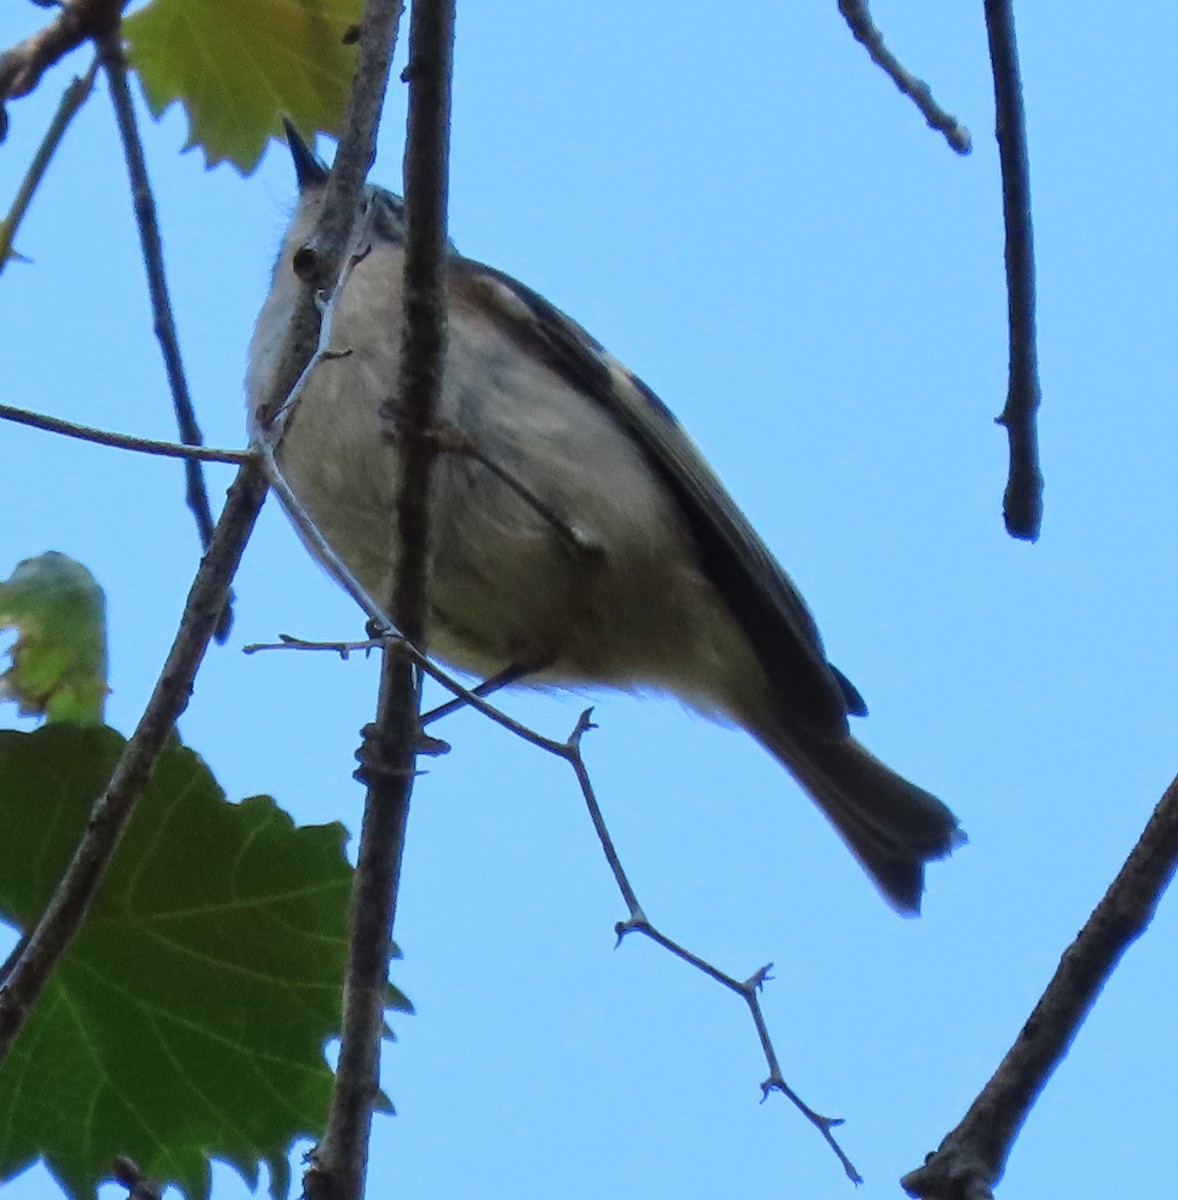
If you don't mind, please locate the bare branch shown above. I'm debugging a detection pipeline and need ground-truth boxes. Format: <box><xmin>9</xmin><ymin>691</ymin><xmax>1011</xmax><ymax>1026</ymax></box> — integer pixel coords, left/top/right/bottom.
<box><xmin>0</xmin><ymin>400</ymin><xmax>254</xmax><ymax>464</ymax></box>
<box><xmin>312</xmin><ymin>0</ymin><xmax>456</xmax><ymax>1188</ymax></box>
<box><xmin>902</xmin><ymin>772</ymin><xmax>1178</xmax><ymax>1198</ymax></box>
<box><xmin>561</xmin><ymin>713</ymin><xmax>861</xmax><ymax>1181</ymax></box>
<box><xmin>291</xmin><ymin>3</ymin><xmax>413</xmax><ymax>1198</ymax></box>
<box><xmin>837</xmin><ymin>0</ymin><xmax>971</xmax><ymax>154</ymax></box>
<box><xmin>418</xmin><ymin>661</ymin><xmax>535</xmax><ymax>725</ymax></box>
<box><xmin>0</xmin><ymin>56</ymin><xmax>97</xmax><ymax>273</ymax></box>
<box><xmin>238</xmin><ymin>542</ymin><xmax>564</xmax><ymax>751</ymax></box>
<box><xmin>985</xmin><ymin>0</ymin><xmax>1043</xmax><ymax>542</ymax></box>
<box><xmin>253</xmin><ymin>0</ymin><xmax>407</xmax><ymax>430</ymax></box>
<box><xmin>0</xmin><ymin>462</ymin><xmax>268</xmax><ymax>1064</ymax></box>
<box><xmin>98</xmin><ymin>31</ymin><xmax>225</xmax><ymax>601</ymax></box>
<box><xmin>262</xmin><ymin>466</ymin><xmax>858</xmax><ymax>1177</ymax></box>
<box><xmin>242</xmin><ymin>634</ymin><xmax>384</xmax><ymax>659</ymax></box>
<box><xmin>0</xmin><ymin>0</ymin><xmax>124</xmax><ymax>119</ymax></box>
<box><xmin>415</xmin><ymin>422</ymin><xmax>601</xmax><ymax>557</ymax></box>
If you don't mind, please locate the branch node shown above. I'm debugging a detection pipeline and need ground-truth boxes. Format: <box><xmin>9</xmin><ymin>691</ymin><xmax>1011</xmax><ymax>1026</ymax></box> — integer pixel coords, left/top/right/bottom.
<box><xmin>613</xmin><ymin>912</ymin><xmax>650</xmax><ymax>947</ymax></box>
<box><xmin>110</xmin><ymin>1156</ymin><xmax>162</xmax><ymax>1200</ymax></box>
<box><xmin>567</xmin><ymin>707</ymin><xmax>597</xmax><ymax>749</ymax></box>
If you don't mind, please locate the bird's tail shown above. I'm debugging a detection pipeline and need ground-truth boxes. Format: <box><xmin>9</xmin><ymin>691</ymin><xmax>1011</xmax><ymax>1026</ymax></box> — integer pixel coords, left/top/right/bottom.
<box><xmin>754</xmin><ymin>724</ymin><xmax>963</xmax><ymax>914</ymax></box>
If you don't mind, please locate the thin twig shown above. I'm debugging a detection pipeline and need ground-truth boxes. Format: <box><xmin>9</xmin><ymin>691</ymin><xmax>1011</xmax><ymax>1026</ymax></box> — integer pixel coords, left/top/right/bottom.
<box><xmin>256</xmin><ymin>240</ymin><xmax>400</xmax><ymax>636</ymax></box>
<box><xmin>0</xmin><ymin>401</ymin><xmax>254</xmax><ymax>464</ymax></box>
<box><xmin>560</xmin><ymin>713</ymin><xmax>861</xmax><ymax>1181</ymax></box>
<box><xmin>257</xmin><ymin>1</ymin><xmax>406</xmax><ymax>435</ymax></box>
<box><xmin>111</xmin><ymin>1156</ymin><xmax>162</xmax><ymax>1200</ymax></box>
<box><xmin>236</xmin><ymin>537</ymin><xmax>566</xmax><ymax>753</ymax></box>
<box><xmin>0</xmin><ymin>463</ymin><xmax>268</xmax><ymax>1063</ymax></box>
<box><xmin>262</xmin><ymin>447</ymin><xmax>402</xmax><ymax>633</ymax></box>
<box><xmin>294</xmin><ymin>3</ymin><xmax>409</xmax><ymax>1199</ymax></box>
<box><xmin>98</xmin><ymin>30</ymin><xmax>230</xmax><ymax>636</ymax></box>
<box><xmin>418</xmin><ymin>661</ymin><xmax>535</xmax><ymax>725</ymax></box>
<box><xmin>460</xmin><ymin>437</ymin><xmax>601</xmax><ymax>557</ymax></box>
<box><xmin>268</xmin><ymin>238</ymin><xmax>373</xmax><ymax>436</ymax></box>
<box><xmin>0</xmin><ymin>55</ymin><xmax>97</xmax><ymax>273</ymax></box>
<box><xmin>837</xmin><ymin>0</ymin><xmax>971</xmax><ymax>154</ymax></box>
<box><xmin>394</xmin><ymin>422</ymin><xmax>599</xmax><ymax>556</ymax></box>
<box><xmin>241</xmin><ymin>635</ymin><xmax>536</xmax><ymax>725</ymax></box>
<box><xmin>242</xmin><ymin>635</ymin><xmax>384</xmax><ymax>659</ymax></box>
<box><xmin>265</xmin><ymin>458</ymin><xmax>855</xmax><ymax>1175</ymax></box>
<box><xmin>985</xmin><ymin>0</ymin><xmax>1043</xmax><ymax>542</ymax></box>
<box><xmin>902</xmin><ymin>772</ymin><xmax>1178</xmax><ymax>1199</ymax></box>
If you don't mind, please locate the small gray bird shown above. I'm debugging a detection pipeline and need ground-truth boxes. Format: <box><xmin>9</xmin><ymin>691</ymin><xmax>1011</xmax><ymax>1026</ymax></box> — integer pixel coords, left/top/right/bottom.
<box><xmin>247</xmin><ymin>126</ymin><xmax>962</xmax><ymax>913</ymax></box>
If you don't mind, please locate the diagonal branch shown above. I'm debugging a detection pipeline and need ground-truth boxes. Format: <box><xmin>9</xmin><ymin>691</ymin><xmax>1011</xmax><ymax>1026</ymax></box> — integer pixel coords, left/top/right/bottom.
<box><xmin>295</xmin><ymin>3</ymin><xmax>421</xmax><ymax>1199</ymax></box>
<box><xmin>902</xmin><ymin>772</ymin><xmax>1178</xmax><ymax>1199</ymax></box>
<box><xmin>837</xmin><ymin>0</ymin><xmax>971</xmax><ymax>154</ymax></box>
<box><xmin>564</xmin><ymin>713</ymin><xmax>861</xmax><ymax>1182</ymax></box>
<box><xmin>98</xmin><ymin>30</ymin><xmax>227</xmax><ymax>630</ymax></box>
<box><xmin>0</xmin><ymin>461</ymin><xmax>268</xmax><ymax>1063</ymax></box>
<box><xmin>0</xmin><ymin>400</ymin><xmax>253</xmax><ymax>463</ymax></box>
<box><xmin>985</xmin><ymin>0</ymin><xmax>1043</xmax><ymax>542</ymax></box>
<box><xmin>0</xmin><ymin>55</ymin><xmax>97</xmax><ymax>273</ymax></box>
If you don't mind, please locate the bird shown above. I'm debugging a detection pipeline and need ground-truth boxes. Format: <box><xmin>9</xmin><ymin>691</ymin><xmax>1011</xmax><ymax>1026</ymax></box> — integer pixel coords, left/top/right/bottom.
<box><xmin>245</xmin><ymin>123</ymin><xmax>962</xmax><ymax>914</ymax></box>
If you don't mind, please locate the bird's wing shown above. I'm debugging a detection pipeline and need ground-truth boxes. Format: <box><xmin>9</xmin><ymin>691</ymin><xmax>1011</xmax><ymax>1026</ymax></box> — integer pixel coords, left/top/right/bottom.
<box><xmin>451</xmin><ymin>257</ymin><xmax>863</xmax><ymax>736</ymax></box>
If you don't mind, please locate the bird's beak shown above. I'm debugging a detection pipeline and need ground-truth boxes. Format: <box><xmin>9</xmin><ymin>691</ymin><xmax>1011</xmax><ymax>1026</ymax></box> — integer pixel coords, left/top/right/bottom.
<box><xmin>282</xmin><ymin>118</ymin><xmax>329</xmax><ymax>189</ymax></box>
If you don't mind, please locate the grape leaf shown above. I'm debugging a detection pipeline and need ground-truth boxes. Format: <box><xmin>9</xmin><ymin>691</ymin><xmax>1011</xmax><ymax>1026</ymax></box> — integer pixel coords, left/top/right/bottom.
<box><xmin>0</xmin><ymin>725</ymin><xmax>409</xmax><ymax>1200</ymax></box>
<box><xmin>123</xmin><ymin>0</ymin><xmax>361</xmax><ymax>173</ymax></box>
<box><xmin>0</xmin><ymin>553</ymin><xmax>107</xmax><ymax>724</ymax></box>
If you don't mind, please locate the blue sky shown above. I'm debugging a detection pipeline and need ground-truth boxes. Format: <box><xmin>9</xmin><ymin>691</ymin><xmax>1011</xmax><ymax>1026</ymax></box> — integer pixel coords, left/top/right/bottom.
<box><xmin>3</xmin><ymin>3</ymin><xmax>1178</xmax><ymax>1197</ymax></box>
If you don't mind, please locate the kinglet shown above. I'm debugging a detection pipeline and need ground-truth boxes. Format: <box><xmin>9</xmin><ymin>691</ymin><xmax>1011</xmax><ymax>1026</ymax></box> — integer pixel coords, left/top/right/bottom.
<box><xmin>246</xmin><ymin>127</ymin><xmax>962</xmax><ymax>913</ymax></box>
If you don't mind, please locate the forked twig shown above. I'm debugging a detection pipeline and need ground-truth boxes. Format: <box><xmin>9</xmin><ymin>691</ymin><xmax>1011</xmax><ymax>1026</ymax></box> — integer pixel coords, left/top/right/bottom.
<box><xmin>252</xmin><ymin>593</ymin><xmax>863</xmax><ymax>1179</ymax></box>
<box><xmin>264</xmin><ymin>440</ymin><xmax>860</xmax><ymax>1179</ymax></box>
<box><xmin>564</xmin><ymin>712</ymin><xmax>861</xmax><ymax>1182</ymax></box>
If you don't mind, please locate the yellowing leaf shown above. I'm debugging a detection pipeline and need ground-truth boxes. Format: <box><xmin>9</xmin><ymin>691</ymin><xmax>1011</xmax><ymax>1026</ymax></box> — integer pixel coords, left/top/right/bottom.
<box><xmin>0</xmin><ymin>552</ymin><xmax>107</xmax><ymax>724</ymax></box>
<box><xmin>124</xmin><ymin>0</ymin><xmax>361</xmax><ymax>173</ymax></box>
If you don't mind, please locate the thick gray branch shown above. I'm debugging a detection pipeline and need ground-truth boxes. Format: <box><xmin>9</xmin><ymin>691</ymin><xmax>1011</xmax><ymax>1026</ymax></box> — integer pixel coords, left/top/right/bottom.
<box><xmin>903</xmin><ymin>772</ymin><xmax>1178</xmax><ymax>1198</ymax></box>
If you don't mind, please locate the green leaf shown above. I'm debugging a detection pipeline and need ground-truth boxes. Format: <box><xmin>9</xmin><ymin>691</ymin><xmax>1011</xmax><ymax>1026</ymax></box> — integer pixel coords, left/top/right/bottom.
<box><xmin>0</xmin><ymin>726</ymin><xmax>409</xmax><ymax>1200</ymax></box>
<box><xmin>0</xmin><ymin>553</ymin><xmax>108</xmax><ymax>724</ymax></box>
<box><xmin>123</xmin><ymin>0</ymin><xmax>362</xmax><ymax>173</ymax></box>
